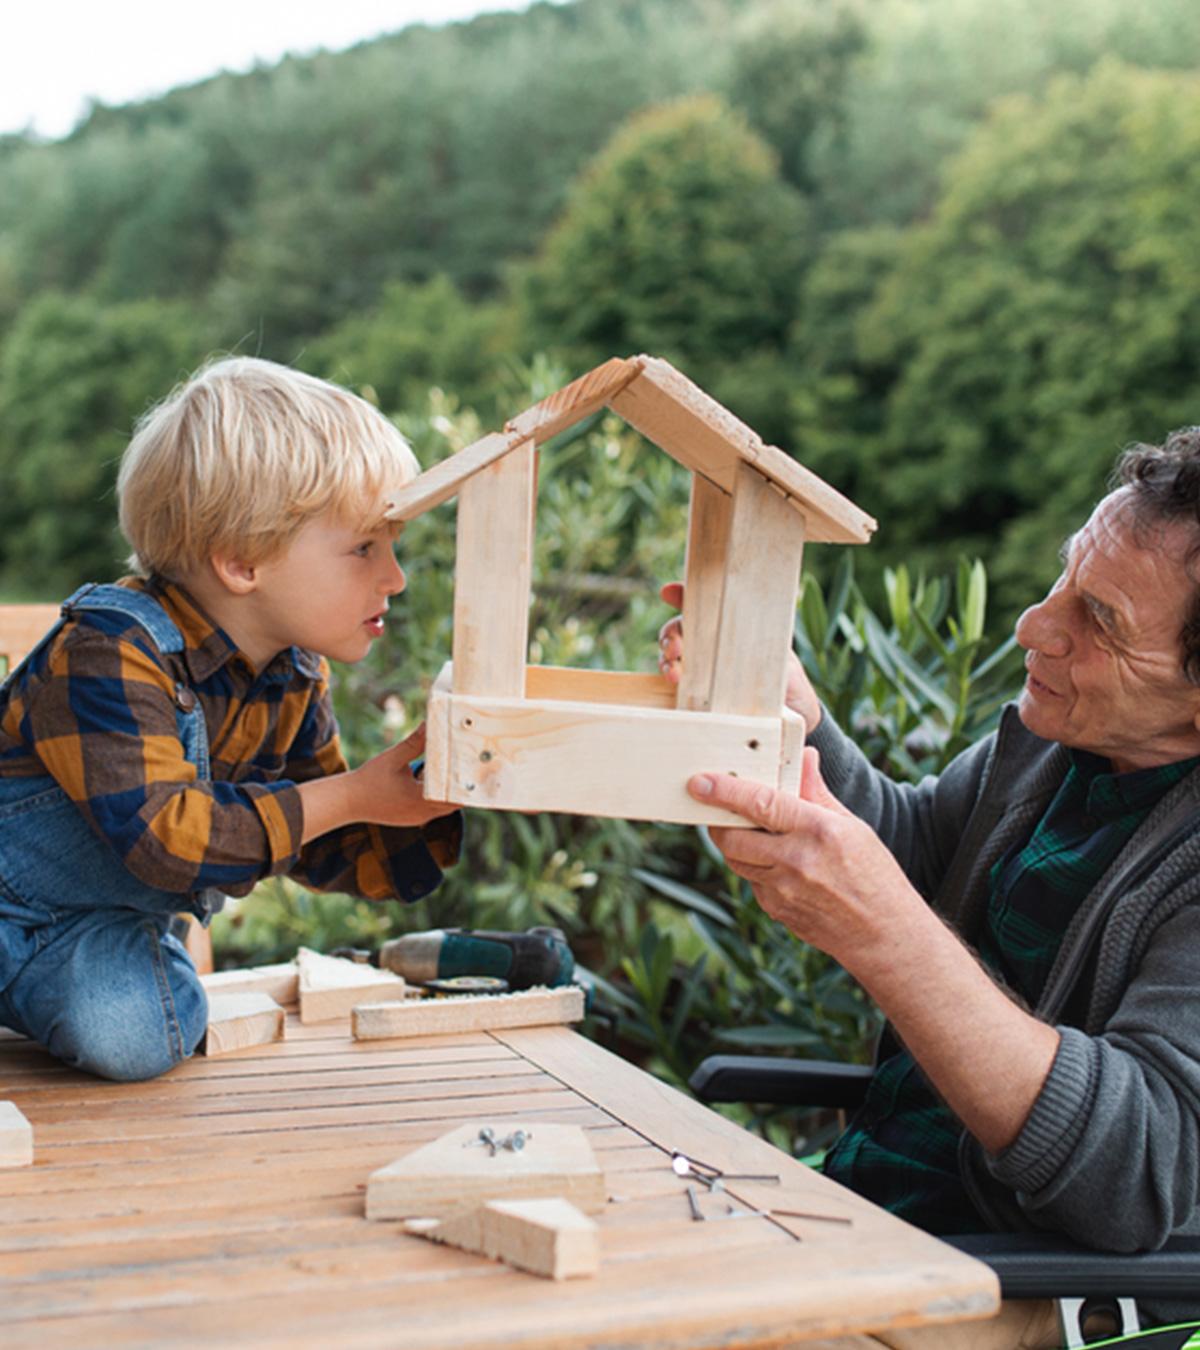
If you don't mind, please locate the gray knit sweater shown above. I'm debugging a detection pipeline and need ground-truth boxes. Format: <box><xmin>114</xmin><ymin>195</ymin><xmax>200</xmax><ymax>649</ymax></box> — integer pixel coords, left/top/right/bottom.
<box><xmin>810</xmin><ymin>705</ymin><xmax>1200</xmax><ymax>1317</ymax></box>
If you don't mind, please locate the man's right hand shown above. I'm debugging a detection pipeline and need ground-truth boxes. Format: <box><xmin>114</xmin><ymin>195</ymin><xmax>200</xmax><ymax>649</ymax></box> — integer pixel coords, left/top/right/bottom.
<box><xmin>657</xmin><ymin>581</ymin><xmax>821</xmax><ymax>729</ymax></box>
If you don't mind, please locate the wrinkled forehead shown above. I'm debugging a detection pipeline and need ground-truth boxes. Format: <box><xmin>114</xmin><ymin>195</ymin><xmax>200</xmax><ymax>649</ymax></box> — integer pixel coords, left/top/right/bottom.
<box><xmin>1068</xmin><ymin>489</ymin><xmax>1199</xmax><ymax>570</ymax></box>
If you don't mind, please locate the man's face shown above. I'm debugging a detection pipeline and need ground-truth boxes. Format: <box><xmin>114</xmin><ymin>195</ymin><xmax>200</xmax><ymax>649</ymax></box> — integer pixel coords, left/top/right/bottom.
<box><xmin>1015</xmin><ymin>490</ymin><xmax>1200</xmax><ymax>772</ymax></box>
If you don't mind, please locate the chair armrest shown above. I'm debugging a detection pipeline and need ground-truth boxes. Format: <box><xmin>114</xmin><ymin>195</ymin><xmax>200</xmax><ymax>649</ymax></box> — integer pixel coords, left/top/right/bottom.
<box><xmin>688</xmin><ymin>1054</ymin><xmax>874</xmax><ymax>1108</ymax></box>
<box><xmin>945</xmin><ymin>1233</ymin><xmax>1200</xmax><ymax>1299</ymax></box>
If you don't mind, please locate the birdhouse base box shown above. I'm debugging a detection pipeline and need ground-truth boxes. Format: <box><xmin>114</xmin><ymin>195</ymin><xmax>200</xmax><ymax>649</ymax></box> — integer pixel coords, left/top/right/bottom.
<box><xmin>422</xmin><ymin>662</ymin><xmax>805</xmax><ymax>828</ymax></box>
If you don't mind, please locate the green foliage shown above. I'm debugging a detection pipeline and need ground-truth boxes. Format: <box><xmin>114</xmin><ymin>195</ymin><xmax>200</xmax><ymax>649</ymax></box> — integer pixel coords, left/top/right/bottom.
<box><xmin>212</xmin><ymin>877</ymin><xmax>409</xmax><ymax>967</ymax></box>
<box><xmin>518</xmin><ymin>94</ymin><xmax>810</xmax><ymax>382</ymax></box>
<box><xmin>303</xmin><ymin>276</ymin><xmax>512</xmax><ymax>422</ymax></box>
<box><xmin>796</xmin><ymin>555</ymin><xmax>1022</xmax><ymax>778</ymax></box>
<box><xmin>0</xmin><ymin>294</ymin><xmax>210</xmax><ymax>596</ymax></box>
<box><xmin>808</xmin><ymin>0</ymin><xmax>1200</xmax><ymax>230</ymax></box>
<box><xmin>0</xmin><ymin>0</ymin><xmax>733</xmax><ymax>352</ymax></box>
<box><xmin>725</xmin><ymin>0</ymin><xmax>867</xmax><ymax>191</ymax></box>
<box><xmin>795</xmin><ymin>60</ymin><xmax>1200</xmax><ymax>621</ymax></box>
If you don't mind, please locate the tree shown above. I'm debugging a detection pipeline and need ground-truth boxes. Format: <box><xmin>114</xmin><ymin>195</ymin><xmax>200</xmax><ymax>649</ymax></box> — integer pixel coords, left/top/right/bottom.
<box><xmin>808</xmin><ymin>0</ymin><xmax>1200</xmax><ymax>230</ymax></box>
<box><xmin>0</xmin><ymin>295</ymin><xmax>207</xmax><ymax>596</ymax></box>
<box><xmin>518</xmin><ymin>95</ymin><xmax>811</xmax><ymax>384</ymax></box>
<box><xmin>725</xmin><ymin>0</ymin><xmax>867</xmax><ymax>192</ymax></box>
<box><xmin>301</xmin><ymin>275</ymin><xmax>510</xmax><ymax>420</ymax></box>
<box><xmin>795</xmin><ymin>61</ymin><xmax>1200</xmax><ymax>619</ymax></box>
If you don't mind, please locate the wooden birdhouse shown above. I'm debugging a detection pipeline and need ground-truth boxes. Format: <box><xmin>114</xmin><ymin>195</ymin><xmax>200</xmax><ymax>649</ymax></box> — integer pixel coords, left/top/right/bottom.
<box><xmin>386</xmin><ymin>356</ymin><xmax>875</xmax><ymax>827</ymax></box>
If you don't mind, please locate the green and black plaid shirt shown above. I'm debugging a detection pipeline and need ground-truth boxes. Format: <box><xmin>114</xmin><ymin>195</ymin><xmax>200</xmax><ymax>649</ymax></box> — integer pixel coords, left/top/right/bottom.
<box><xmin>823</xmin><ymin>748</ymin><xmax>1200</xmax><ymax>1232</ymax></box>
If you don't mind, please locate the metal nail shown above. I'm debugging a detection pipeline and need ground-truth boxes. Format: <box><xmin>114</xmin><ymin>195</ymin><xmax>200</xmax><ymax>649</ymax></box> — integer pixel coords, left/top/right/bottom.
<box><xmin>770</xmin><ymin>1208</ymin><xmax>854</xmax><ymax>1226</ymax></box>
<box><xmin>686</xmin><ymin>1185</ymin><xmax>705</xmax><ymax>1221</ymax></box>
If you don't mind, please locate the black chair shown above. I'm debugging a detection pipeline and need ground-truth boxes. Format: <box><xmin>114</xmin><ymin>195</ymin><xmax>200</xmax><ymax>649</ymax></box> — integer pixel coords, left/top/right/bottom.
<box><xmin>690</xmin><ymin>1054</ymin><xmax>1200</xmax><ymax>1350</ymax></box>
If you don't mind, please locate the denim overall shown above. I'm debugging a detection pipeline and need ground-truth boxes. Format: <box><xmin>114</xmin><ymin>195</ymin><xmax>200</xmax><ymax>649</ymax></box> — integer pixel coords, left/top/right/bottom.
<box><xmin>0</xmin><ymin>585</ymin><xmax>210</xmax><ymax>1080</ymax></box>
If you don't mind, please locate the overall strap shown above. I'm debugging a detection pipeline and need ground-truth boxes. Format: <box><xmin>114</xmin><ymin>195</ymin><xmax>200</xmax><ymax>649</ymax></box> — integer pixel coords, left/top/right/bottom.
<box><xmin>61</xmin><ymin>585</ymin><xmax>210</xmax><ymax>769</ymax></box>
<box><xmin>61</xmin><ymin>585</ymin><xmax>221</xmax><ymax>922</ymax></box>
<box><xmin>61</xmin><ymin>583</ymin><xmax>186</xmax><ymax>655</ymax></box>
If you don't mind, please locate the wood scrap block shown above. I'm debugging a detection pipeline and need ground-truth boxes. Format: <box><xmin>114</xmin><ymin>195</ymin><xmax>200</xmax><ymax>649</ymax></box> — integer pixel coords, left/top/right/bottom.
<box><xmin>296</xmin><ymin>947</ymin><xmax>407</xmax><ymax>1025</ymax></box>
<box><xmin>0</xmin><ymin>1100</ymin><xmax>33</xmax><ymax>1167</ymax></box>
<box><xmin>201</xmin><ymin>992</ymin><xmax>285</xmax><ymax>1056</ymax></box>
<box><xmin>406</xmin><ymin>1198</ymin><xmax>599</xmax><ymax>1279</ymax></box>
<box><xmin>200</xmin><ymin>962</ymin><xmax>299</xmax><ymax>1006</ymax></box>
<box><xmin>366</xmin><ymin>1121</ymin><xmax>605</xmax><ymax>1221</ymax></box>
<box><xmin>353</xmin><ymin>985</ymin><xmax>584</xmax><ymax>1042</ymax></box>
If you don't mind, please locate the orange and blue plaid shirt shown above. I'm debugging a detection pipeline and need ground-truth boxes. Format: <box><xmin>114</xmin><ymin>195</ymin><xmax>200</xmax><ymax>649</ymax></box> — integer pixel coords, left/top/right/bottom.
<box><xmin>0</xmin><ymin>578</ymin><xmax>459</xmax><ymax>902</ymax></box>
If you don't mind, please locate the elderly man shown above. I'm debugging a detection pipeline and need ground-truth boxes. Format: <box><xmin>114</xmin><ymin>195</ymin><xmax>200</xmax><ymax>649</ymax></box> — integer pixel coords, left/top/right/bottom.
<box><xmin>661</xmin><ymin>429</ymin><xmax>1200</xmax><ymax>1348</ymax></box>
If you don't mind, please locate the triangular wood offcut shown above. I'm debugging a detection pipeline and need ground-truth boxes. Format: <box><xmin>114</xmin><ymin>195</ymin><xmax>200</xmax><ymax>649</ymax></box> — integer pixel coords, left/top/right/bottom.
<box><xmin>296</xmin><ymin>947</ymin><xmax>408</xmax><ymax>1025</ymax></box>
<box><xmin>0</xmin><ymin>1100</ymin><xmax>33</xmax><ymax>1168</ymax></box>
<box><xmin>405</xmin><ymin>1198</ymin><xmax>599</xmax><ymax>1279</ymax></box>
<box><xmin>384</xmin><ymin>354</ymin><xmax>874</xmax><ymax>546</ymax></box>
<box><xmin>200</xmin><ymin>962</ymin><xmax>299</xmax><ymax>1006</ymax></box>
<box><xmin>365</xmin><ymin>1121</ymin><xmax>606</xmax><ymax>1221</ymax></box>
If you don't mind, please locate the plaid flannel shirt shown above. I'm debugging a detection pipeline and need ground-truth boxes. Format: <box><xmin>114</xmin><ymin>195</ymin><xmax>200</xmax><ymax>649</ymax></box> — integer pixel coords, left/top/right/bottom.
<box><xmin>822</xmin><ymin>747</ymin><xmax>1200</xmax><ymax>1232</ymax></box>
<box><xmin>0</xmin><ymin>578</ymin><xmax>460</xmax><ymax>903</ymax></box>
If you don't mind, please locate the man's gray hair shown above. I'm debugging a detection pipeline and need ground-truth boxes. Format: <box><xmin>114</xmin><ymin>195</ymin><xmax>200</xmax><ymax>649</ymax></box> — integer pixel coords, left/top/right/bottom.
<box><xmin>1116</xmin><ymin>426</ymin><xmax>1200</xmax><ymax>683</ymax></box>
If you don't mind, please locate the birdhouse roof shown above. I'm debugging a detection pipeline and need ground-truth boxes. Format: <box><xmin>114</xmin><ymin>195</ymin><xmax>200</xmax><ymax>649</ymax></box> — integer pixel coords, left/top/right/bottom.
<box><xmin>385</xmin><ymin>355</ymin><xmax>875</xmax><ymax>544</ymax></box>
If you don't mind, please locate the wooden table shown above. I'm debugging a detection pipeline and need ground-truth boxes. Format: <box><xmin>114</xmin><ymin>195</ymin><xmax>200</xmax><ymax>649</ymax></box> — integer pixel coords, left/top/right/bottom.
<box><xmin>0</xmin><ymin>1011</ymin><xmax>999</xmax><ymax>1348</ymax></box>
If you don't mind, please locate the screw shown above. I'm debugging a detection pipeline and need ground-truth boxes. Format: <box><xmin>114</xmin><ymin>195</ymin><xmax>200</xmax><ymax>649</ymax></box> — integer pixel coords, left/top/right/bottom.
<box><xmin>480</xmin><ymin>750</ymin><xmax>493</xmax><ymax>762</ymax></box>
<box><xmin>466</xmin><ymin>1127</ymin><xmax>499</xmax><ymax>1155</ymax></box>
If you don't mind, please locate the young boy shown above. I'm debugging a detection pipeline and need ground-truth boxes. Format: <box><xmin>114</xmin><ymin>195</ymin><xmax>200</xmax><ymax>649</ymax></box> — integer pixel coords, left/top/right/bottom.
<box><xmin>0</xmin><ymin>356</ymin><xmax>460</xmax><ymax>1081</ymax></box>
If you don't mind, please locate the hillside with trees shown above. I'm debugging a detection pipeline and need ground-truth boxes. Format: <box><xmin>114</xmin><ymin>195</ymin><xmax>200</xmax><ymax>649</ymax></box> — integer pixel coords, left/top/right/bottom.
<box><xmin>2</xmin><ymin>0</ymin><xmax>1198</xmax><ymax>607</ymax></box>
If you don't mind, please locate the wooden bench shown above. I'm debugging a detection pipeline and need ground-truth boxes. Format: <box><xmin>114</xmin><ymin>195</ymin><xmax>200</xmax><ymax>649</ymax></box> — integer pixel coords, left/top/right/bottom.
<box><xmin>0</xmin><ymin>603</ymin><xmax>59</xmax><ymax>675</ymax></box>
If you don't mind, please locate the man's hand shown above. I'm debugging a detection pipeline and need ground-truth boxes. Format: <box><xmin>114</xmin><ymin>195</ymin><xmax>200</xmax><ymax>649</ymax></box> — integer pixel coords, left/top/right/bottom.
<box><xmin>689</xmin><ymin>748</ymin><xmax>1061</xmax><ymax>1155</ymax></box>
<box><xmin>658</xmin><ymin>581</ymin><xmax>821</xmax><ymax>728</ymax></box>
<box><xmin>691</xmin><ymin>748</ymin><xmax>920</xmax><ymax>973</ymax></box>
<box><xmin>299</xmin><ymin>723</ymin><xmax>457</xmax><ymax>844</ymax></box>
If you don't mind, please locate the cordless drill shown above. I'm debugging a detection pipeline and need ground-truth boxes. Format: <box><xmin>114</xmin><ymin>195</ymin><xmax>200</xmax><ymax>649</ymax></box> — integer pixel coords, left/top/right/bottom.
<box><xmin>337</xmin><ymin>926</ymin><xmax>574</xmax><ymax>992</ymax></box>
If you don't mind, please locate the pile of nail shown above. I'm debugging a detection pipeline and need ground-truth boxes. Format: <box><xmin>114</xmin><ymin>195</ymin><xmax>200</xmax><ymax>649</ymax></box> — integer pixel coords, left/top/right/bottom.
<box><xmin>465</xmin><ymin>1126</ymin><xmax>531</xmax><ymax>1156</ymax></box>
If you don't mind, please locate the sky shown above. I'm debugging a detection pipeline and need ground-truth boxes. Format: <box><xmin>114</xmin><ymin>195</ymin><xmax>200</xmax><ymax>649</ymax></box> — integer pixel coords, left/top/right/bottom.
<box><xmin>0</xmin><ymin>1</ymin><xmax>539</xmax><ymax>139</ymax></box>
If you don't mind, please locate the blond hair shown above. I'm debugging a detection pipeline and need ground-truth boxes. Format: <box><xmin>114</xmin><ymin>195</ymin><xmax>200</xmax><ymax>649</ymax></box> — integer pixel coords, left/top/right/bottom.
<box><xmin>117</xmin><ymin>356</ymin><xmax>419</xmax><ymax>579</ymax></box>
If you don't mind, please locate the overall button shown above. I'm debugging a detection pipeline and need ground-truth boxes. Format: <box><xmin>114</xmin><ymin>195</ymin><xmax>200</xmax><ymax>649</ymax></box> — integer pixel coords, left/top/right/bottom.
<box><xmin>175</xmin><ymin>686</ymin><xmax>198</xmax><ymax>713</ymax></box>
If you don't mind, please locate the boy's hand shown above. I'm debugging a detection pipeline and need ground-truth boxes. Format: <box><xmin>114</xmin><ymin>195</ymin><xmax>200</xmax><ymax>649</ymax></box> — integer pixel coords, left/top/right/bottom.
<box><xmin>657</xmin><ymin>581</ymin><xmax>821</xmax><ymax>728</ymax></box>
<box><xmin>352</xmin><ymin>723</ymin><xmax>458</xmax><ymax>828</ymax></box>
<box><xmin>298</xmin><ymin>723</ymin><xmax>456</xmax><ymax>844</ymax></box>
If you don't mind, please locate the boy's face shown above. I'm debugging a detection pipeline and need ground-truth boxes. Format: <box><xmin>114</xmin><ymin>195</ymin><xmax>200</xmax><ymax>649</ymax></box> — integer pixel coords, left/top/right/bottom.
<box><xmin>242</xmin><ymin>514</ymin><xmax>406</xmax><ymax>666</ymax></box>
